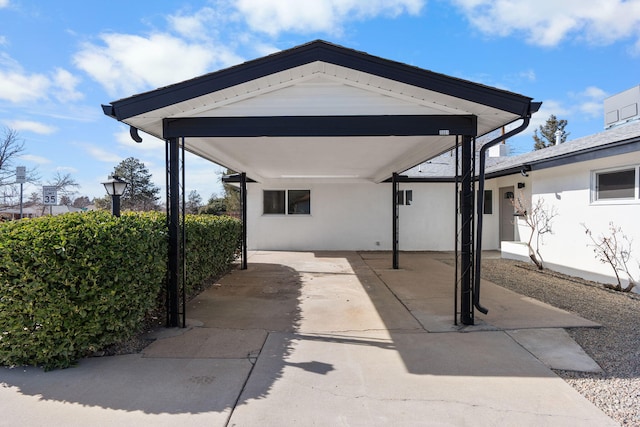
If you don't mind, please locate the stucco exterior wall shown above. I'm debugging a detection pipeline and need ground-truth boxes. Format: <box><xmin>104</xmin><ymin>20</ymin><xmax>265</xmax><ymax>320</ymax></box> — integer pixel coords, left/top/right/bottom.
<box><xmin>517</xmin><ymin>151</ymin><xmax>640</xmax><ymax>288</ymax></box>
<box><xmin>247</xmin><ymin>180</ymin><xmax>498</xmax><ymax>251</ymax></box>
<box><xmin>247</xmin><ymin>181</ymin><xmax>391</xmax><ymax>251</ymax></box>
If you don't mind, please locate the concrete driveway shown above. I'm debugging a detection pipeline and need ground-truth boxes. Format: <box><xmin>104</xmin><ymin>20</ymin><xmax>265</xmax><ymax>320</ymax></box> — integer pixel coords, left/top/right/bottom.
<box><xmin>0</xmin><ymin>251</ymin><xmax>616</xmax><ymax>426</ymax></box>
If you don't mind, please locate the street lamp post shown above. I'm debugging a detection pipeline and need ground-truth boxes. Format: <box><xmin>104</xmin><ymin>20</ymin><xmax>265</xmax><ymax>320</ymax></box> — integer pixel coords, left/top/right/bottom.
<box><xmin>101</xmin><ymin>175</ymin><xmax>128</xmax><ymax>217</ymax></box>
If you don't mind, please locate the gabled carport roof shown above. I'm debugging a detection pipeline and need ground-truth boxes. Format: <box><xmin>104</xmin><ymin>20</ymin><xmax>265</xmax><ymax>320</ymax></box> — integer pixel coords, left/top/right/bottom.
<box><xmin>102</xmin><ymin>40</ymin><xmax>539</xmax><ymax>183</ymax></box>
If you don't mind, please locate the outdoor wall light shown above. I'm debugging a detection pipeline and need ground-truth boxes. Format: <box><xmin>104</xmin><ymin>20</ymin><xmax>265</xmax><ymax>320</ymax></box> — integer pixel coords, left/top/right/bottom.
<box><xmin>101</xmin><ymin>175</ymin><xmax>128</xmax><ymax>217</ymax></box>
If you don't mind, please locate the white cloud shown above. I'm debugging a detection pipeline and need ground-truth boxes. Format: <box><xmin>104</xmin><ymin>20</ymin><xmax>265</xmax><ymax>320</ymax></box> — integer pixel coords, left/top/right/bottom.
<box><xmin>0</xmin><ymin>54</ymin><xmax>84</xmax><ymax>104</ymax></box>
<box><xmin>6</xmin><ymin>120</ymin><xmax>57</xmax><ymax>134</ymax></box>
<box><xmin>81</xmin><ymin>143</ymin><xmax>126</xmax><ymax>164</ymax></box>
<box><xmin>0</xmin><ymin>69</ymin><xmax>49</xmax><ymax>102</ymax></box>
<box><xmin>20</xmin><ymin>154</ymin><xmax>51</xmax><ymax>164</ymax></box>
<box><xmin>168</xmin><ymin>7</ymin><xmax>223</xmax><ymax>41</ymax></box>
<box><xmin>74</xmin><ymin>32</ymin><xmax>242</xmax><ymax>97</ymax></box>
<box><xmin>520</xmin><ymin>86</ymin><xmax>607</xmax><ymax>138</ymax></box>
<box><xmin>571</xmin><ymin>86</ymin><xmax>608</xmax><ymax>118</ymax></box>
<box><xmin>0</xmin><ymin>0</ymin><xmax>9</xmax><ymax>8</ymax></box>
<box><xmin>451</xmin><ymin>0</ymin><xmax>640</xmax><ymax>47</ymax></box>
<box><xmin>52</xmin><ymin>68</ymin><xmax>83</xmax><ymax>102</ymax></box>
<box><xmin>56</xmin><ymin>166</ymin><xmax>79</xmax><ymax>174</ymax></box>
<box><xmin>233</xmin><ymin>0</ymin><xmax>424</xmax><ymax>36</ymax></box>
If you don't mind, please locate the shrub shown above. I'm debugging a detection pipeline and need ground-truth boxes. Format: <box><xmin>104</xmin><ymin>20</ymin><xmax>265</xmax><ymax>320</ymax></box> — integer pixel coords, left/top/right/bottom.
<box><xmin>183</xmin><ymin>215</ymin><xmax>241</xmax><ymax>296</ymax></box>
<box><xmin>0</xmin><ymin>211</ymin><xmax>241</xmax><ymax>370</ymax></box>
<box><xmin>0</xmin><ymin>211</ymin><xmax>166</xmax><ymax>370</ymax></box>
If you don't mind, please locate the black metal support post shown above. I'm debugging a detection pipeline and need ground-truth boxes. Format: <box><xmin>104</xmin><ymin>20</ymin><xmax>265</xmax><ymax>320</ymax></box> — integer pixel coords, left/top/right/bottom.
<box><xmin>240</xmin><ymin>172</ymin><xmax>248</xmax><ymax>270</ymax></box>
<box><xmin>180</xmin><ymin>139</ymin><xmax>186</xmax><ymax>328</ymax></box>
<box><xmin>460</xmin><ymin>135</ymin><xmax>474</xmax><ymax>325</ymax></box>
<box><xmin>167</xmin><ymin>137</ymin><xmax>180</xmax><ymax>327</ymax></box>
<box><xmin>392</xmin><ymin>172</ymin><xmax>399</xmax><ymax>269</ymax></box>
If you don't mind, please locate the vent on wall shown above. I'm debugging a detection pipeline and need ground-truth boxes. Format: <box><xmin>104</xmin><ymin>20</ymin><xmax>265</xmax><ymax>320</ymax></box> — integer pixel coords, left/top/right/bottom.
<box><xmin>604</xmin><ymin>85</ymin><xmax>640</xmax><ymax>129</ymax></box>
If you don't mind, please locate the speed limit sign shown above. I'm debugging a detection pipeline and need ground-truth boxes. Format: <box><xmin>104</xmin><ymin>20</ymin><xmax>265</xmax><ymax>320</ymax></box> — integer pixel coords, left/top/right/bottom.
<box><xmin>43</xmin><ymin>186</ymin><xmax>58</xmax><ymax>205</ymax></box>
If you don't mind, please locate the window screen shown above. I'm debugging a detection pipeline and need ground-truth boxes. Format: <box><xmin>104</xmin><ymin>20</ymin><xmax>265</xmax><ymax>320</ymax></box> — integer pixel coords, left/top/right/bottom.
<box><xmin>596</xmin><ymin>169</ymin><xmax>635</xmax><ymax>200</ymax></box>
<box><xmin>484</xmin><ymin>190</ymin><xmax>493</xmax><ymax>214</ymax></box>
<box><xmin>263</xmin><ymin>190</ymin><xmax>285</xmax><ymax>214</ymax></box>
<box><xmin>288</xmin><ymin>190</ymin><xmax>311</xmax><ymax>214</ymax></box>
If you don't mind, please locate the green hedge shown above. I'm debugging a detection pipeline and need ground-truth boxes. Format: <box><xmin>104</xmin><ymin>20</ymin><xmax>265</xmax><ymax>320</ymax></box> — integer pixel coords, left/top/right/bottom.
<box><xmin>0</xmin><ymin>211</ymin><xmax>241</xmax><ymax>370</ymax></box>
<box><xmin>183</xmin><ymin>215</ymin><xmax>242</xmax><ymax>295</ymax></box>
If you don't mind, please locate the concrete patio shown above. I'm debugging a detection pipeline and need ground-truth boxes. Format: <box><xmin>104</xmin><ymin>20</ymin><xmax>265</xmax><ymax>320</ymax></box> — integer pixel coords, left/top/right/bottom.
<box><xmin>0</xmin><ymin>251</ymin><xmax>615</xmax><ymax>426</ymax></box>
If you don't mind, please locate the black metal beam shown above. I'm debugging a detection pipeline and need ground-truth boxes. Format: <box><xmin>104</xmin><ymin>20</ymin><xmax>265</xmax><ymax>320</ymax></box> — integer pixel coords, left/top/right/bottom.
<box><xmin>392</xmin><ymin>172</ymin><xmax>399</xmax><ymax>269</ymax></box>
<box><xmin>460</xmin><ymin>135</ymin><xmax>474</xmax><ymax>325</ymax></box>
<box><xmin>240</xmin><ymin>172</ymin><xmax>248</xmax><ymax>270</ymax></box>
<box><xmin>162</xmin><ymin>115</ymin><xmax>477</xmax><ymax>138</ymax></box>
<box><xmin>167</xmin><ymin>137</ymin><xmax>180</xmax><ymax>328</ymax></box>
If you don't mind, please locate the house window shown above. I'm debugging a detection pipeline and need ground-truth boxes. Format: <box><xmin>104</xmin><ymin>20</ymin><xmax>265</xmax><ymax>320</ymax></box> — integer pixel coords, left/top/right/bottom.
<box><xmin>484</xmin><ymin>190</ymin><xmax>493</xmax><ymax>214</ymax></box>
<box><xmin>288</xmin><ymin>190</ymin><xmax>311</xmax><ymax>214</ymax></box>
<box><xmin>474</xmin><ymin>190</ymin><xmax>493</xmax><ymax>214</ymax></box>
<box><xmin>263</xmin><ymin>190</ymin><xmax>285</xmax><ymax>214</ymax></box>
<box><xmin>263</xmin><ymin>190</ymin><xmax>311</xmax><ymax>215</ymax></box>
<box><xmin>396</xmin><ymin>190</ymin><xmax>413</xmax><ymax>206</ymax></box>
<box><xmin>593</xmin><ymin>167</ymin><xmax>638</xmax><ymax>202</ymax></box>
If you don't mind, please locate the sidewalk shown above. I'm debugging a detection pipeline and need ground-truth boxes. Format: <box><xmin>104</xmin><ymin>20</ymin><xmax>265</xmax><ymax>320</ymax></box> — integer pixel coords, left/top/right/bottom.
<box><xmin>0</xmin><ymin>251</ymin><xmax>616</xmax><ymax>426</ymax></box>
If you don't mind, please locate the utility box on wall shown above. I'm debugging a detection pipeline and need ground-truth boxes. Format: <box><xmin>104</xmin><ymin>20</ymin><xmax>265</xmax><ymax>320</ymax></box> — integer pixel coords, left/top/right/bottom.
<box><xmin>604</xmin><ymin>85</ymin><xmax>640</xmax><ymax>129</ymax></box>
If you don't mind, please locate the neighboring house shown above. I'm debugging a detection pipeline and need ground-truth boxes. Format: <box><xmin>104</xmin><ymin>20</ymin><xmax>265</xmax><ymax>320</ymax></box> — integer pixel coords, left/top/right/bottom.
<box><xmin>0</xmin><ymin>206</ymin><xmax>39</xmax><ymax>220</ymax></box>
<box><xmin>0</xmin><ymin>204</ymin><xmax>95</xmax><ymax>220</ymax></box>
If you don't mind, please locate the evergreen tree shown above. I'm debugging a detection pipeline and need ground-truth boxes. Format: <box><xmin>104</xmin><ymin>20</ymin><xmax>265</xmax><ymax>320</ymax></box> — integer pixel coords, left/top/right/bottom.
<box><xmin>186</xmin><ymin>190</ymin><xmax>202</xmax><ymax>214</ymax></box>
<box><xmin>112</xmin><ymin>157</ymin><xmax>161</xmax><ymax>211</ymax></box>
<box><xmin>533</xmin><ymin>114</ymin><xmax>569</xmax><ymax>150</ymax></box>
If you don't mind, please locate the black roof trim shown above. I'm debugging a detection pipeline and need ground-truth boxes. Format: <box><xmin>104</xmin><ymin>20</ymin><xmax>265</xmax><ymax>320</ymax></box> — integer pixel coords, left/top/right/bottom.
<box><xmin>382</xmin><ymin>176</ymin><xmax>456</xmax><ymax>183</ymax></box>
<box><xmin>487</xmin><ymin>136</ymin><xmax>640</xmax><ymax>179</ymax></box>
<box><xmin>105</xmin><ymin>40</ymin><xmax>534</xmax><ymax>121</ymax></box>
<box><xmin>221</xmin><ymin>174</ymin><xmax>257</xmax><ymax>183</ymax></box>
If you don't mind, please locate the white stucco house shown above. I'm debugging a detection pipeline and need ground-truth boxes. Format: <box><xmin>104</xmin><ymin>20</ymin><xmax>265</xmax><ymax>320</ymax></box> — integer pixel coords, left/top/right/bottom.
<box><xmin>102</xmin><ymin>37</ymin><xmax>639</xmax><ymax>322</ymax></box>
<box><xmin>235</xmin><ymin>84</ymin><xmax>640</xmax><ymax>291</ymax></box>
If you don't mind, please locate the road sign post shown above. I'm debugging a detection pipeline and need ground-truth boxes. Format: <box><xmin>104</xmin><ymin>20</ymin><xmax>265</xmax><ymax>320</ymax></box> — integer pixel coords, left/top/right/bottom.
<box><xmin>16</xmin><ymin>167</ymin><xmax>26</xmax><ymax>219</ymax></box>
<box><xmin>43</xmin><ymin>186</ymin><xmax>58</xmax><ymax>206</ymax></box>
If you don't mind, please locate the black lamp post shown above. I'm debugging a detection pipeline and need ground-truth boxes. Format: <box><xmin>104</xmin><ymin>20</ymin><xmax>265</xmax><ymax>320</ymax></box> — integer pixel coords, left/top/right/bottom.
<box><xmin>101</xmin><ymin>175</ymin><xmax>128</xmax><ymax>217</ymax></box>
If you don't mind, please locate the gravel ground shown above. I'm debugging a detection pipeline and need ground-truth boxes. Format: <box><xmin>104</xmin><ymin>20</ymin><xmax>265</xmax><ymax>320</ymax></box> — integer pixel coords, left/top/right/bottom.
<box><xmin>480</xmin><ymin>258</ymin><xmax>640</xmax><ymax>427</ymax></box>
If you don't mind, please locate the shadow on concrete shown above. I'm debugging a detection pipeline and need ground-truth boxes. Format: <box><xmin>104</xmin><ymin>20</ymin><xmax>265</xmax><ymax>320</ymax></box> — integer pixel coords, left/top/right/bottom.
<box><xmin>0</xmin><ymin>251</ymin><xmax>610</xmax><ymax>421</ymax></box>
<box><xmin>0</xmin><ymin>261</ymin><xmax>306</xmax><ymax>416</ymax></box>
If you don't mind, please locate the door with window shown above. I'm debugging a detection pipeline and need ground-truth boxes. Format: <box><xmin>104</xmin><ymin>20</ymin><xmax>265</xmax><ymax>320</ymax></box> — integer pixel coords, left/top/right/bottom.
<box><xmin>499</xmin><ymin>186</ymin><xmax>515</xmax><ymax>244</ymax></box>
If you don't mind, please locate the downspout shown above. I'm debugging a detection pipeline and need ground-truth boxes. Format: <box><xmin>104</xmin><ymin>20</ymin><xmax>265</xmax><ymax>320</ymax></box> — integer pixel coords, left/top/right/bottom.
<box><xmin>474</xmin><ymin>105</ymin><xmax>539</xmax><ymax>314</ymax></box>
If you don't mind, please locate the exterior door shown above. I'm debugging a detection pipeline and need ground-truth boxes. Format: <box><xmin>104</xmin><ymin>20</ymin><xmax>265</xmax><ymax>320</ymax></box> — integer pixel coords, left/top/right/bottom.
<box><xmin>499</xmin><ymin>186</ymin><xmax>515</xmax><ymax>244</ymax></box>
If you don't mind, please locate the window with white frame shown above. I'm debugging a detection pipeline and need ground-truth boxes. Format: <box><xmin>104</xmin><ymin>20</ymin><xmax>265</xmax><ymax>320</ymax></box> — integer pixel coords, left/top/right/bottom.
<box><xmin>263</xmin><ymin>190</ymin><xmax>311</xmax><ymax>215</ymax></box>
<box><xmin>592</xmin><ymin>166</ymin><xmax>640</xmax><ymax>202</ymax></box>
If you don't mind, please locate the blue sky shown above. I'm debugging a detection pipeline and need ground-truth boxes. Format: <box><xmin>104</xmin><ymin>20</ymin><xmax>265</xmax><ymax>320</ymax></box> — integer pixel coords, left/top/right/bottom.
<box><xmin>1</xmin><ymin>0</ymin><xmax>639</xmax><ymax>203</ymax></box>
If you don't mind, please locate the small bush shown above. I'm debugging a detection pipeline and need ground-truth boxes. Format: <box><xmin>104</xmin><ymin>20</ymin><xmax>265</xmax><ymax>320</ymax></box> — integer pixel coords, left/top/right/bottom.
<box><xmin>0</xmin><ymin>211</ymin><xmax>241</xmax><ymax>370</ymax></box>
<box><xmin>0</xmin><ymin>211</ymin><xmax>167</xmax><ymax>370</ymax></box>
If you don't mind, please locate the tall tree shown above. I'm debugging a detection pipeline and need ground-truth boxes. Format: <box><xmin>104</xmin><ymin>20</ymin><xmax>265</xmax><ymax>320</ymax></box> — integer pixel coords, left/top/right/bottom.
<box><xmin>59</xmin><ymin>195</ymin><xmax>72</xmax><ymax>206</ymax></box>
<box><xmin>0</xmin><ymin>127</ymin><xmax>24</xmax><ymax>186</ymax></box>
<box><xmin>533</xmin><ymin>114</ymin><xmax>569</xmax><ymax>150</ymax></box>
<box><xmin>112</xmin><ymin>157</ymin><xmax>161</xmax><ymax>211</ymax></box>
<box><xmin>48</xmin><ymin>171</ymin><xmax>80</xmax><ymax>199</ymax></box>
<box><xmin>186</xmin><ymin>190</ymin><xmax>202</xmax><ymax>214</ymax></box>
<box><xmin>72</xmin><ymin>196</ymin><xmax>91</xmax><ymax>208</ymax></box>
<box><xmin>221</xmin><ymin>168</ymin><xmax>241</xmax><ymax>214</ymax></box>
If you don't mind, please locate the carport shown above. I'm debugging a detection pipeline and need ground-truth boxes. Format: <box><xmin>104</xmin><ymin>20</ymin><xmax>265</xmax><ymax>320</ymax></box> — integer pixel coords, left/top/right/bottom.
<box><xmin>102</xmin><ymin>40</ymin><xmax>540</xmax><ymax>327</ymax></box>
